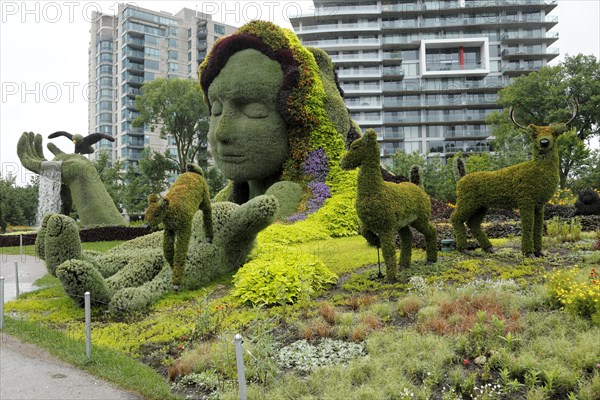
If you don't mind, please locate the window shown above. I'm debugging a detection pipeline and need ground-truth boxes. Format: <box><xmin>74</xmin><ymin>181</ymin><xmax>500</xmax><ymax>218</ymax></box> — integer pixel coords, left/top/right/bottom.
<box><xmin>145</xmin><ymin>60</ymin><xmax>159</xmax><ymax>70</ymax></box>
<box><xmin>145</xmin><ymin>47</ymin><xmax>160</xmax><ymax>58</ymax></box>
<box><xmin>169</xmin><ymin>26</ymin><xmax>178</xmax><ymax>36</ymax></box>
<box><xmin>168</xmin><ymin>38</ymin><xmax>178</xmax><ymax>48</ymax></box>
<box><xmin>214</xmin><ymin>23</ymin><xmax>225</xmax><ymax>35</ymax></box>
<box><xmin>97</xmin><ymin>65</ymin><xmax>112</xmax><ymax>75</ymax></box>
<box><xmin>168</xmin><ymin>62</ymin><xmax>179</xmax><ymax>73</ymax></box>
<box><xmin>168</xmin><ymin>50</ymin><xmax>178</xmax><ymax>60</ymax></box>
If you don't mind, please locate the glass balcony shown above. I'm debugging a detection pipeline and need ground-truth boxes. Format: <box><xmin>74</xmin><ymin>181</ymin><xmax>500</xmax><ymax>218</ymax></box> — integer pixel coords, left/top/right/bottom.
<box><xmin>445</xmin><ymin>144</ymin><xmax>491</xmax><ymax>154</ymax></box>
<box><xmin>124</xmin><ymin>48</ymin><xmax>145</xmax><ymax>59</ymax></box>
<box><xmin>500</xmin><ymin>31</ymin><xmax>559</xmax><ymax>41</ymax></box>
<box><xmin>124</xmin><ymin>35</ymin><xmax>144</xmax><ymax>47</ymax></box>
<box><xmin>302</xmin><ymin>37</ymin><xmax>381</xmax><ymax>48</ymax></box>
<box><xmin>330</xmin><ymin>53</ymin><xmax>382</xmax><ymax>63</ymax></box>
<box><xmin>123</xmin><ymin>61</ymin><xmax>144</xmax><ymax>72</ymax></box>
<box><xmin>338</xmin><ymin>69</ymin><xmax>382</xmax><ymax>78</ymax></box>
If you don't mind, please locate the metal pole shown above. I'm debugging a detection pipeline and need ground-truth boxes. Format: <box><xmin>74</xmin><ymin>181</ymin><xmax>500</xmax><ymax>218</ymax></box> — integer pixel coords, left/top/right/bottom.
<box><xmin>84</xmin><ymin>292</ymin><xmax>91</xmax><ymax>360</ymax></box>
<box><xmin>0</xmin><ymin>277</ymin><xmax>4</xmax><ymax>330</ymax></box>
<box><xmin>234</xmin><ymin>334</ymin><xmax>247</xmax><ymax>400</ymax></box>
<box><xmin>19</xmin><ymin>235</ymin><xmax>23</xmax><ymax>260</ymax></box>
<box><xmin>14</xmin><ymin>262</ymin><xmax>19</xmax><ymax>298</ymax></box>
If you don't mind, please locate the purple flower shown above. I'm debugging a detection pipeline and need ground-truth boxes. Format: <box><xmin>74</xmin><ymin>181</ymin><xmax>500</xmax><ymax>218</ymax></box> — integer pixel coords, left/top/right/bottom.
<box><xmin>303</xmin><ymin>148</ymin><xmax>329</xmax><ymax>182</ymax></box>
<box><xmin>306</xmin><ymin>181</ymin><xmax>331</xmax><ymax>212</ymax></box>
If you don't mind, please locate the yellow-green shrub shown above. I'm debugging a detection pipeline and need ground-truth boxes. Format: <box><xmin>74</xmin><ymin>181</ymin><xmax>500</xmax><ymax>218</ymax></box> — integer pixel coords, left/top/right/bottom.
<box><xmin>546</xmin><ymin>217</ymin><xmax>582</xmax><ymax>242</ymax></box>
<box><xmin>232</xmin><ymin>253</ymin><xmax>337</xmax><ymax>306</ymax></box>
<box><xmin>546</xmin><ymin>267</ymin><xmax>600</xmax><ymax>324</ymax></box>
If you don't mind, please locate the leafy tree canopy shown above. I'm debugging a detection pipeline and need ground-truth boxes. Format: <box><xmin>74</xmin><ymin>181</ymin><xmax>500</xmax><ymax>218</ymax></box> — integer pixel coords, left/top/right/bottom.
<box><xmin>133</xmin><ymin>78</ymin><xmax>209</xmax><ymax>173</ymax></box>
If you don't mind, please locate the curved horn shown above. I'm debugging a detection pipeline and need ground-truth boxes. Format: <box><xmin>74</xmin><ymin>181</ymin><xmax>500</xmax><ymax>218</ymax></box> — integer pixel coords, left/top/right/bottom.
<box><xmin>565</xmin><ymin>99</ymin><xmax>579</xmax><ymax>126</ymax></box>
<box><xmin>509</xmin><ymin>106</ymin><xmax>528</xmax><ymax>130</ymax></box>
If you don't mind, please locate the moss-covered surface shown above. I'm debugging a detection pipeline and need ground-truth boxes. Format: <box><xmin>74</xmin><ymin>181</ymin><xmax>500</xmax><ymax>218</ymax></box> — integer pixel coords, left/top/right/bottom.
<box><xmin>6</xmin><ymin>232</ymin><xmax>599</xmax><ymax>399</ymax></box>
<box><xmin>451</xmin><ymin>124</ymin><xmax>569</xmax><ymax>256</ymax></box>
<box><xmin>17</xmin><ymin>132</ymin><xmax>125</xmax><ymax>226</ymax></box>
<box><xmin>340</xmin><ymin>129</ymin><xmax>437</xmax><ymax>282</ymax></box>
<box><xmin>199</xmin><ymin>20</ymin><xmax>356</xmax><ymax>227</ymax></box>
<box><xmin>145</xmin><ymin>164</ymin><xmax>213</xmax><ymax>287</ymax></box>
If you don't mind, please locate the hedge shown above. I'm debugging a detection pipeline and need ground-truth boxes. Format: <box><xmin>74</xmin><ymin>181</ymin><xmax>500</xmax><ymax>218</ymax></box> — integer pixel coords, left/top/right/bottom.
<box><xmin>0</xmin><ymin>225</ymin><xmax>153</xmax><ymax>247</ymax></box>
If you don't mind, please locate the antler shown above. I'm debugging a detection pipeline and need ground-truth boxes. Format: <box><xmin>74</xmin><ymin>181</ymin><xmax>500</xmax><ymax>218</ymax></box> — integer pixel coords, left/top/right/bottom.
<box><xmin>509</xmin><ymin>106</ymin><xmax>528</xmax><ymax>130</ymax></box>
<box><xmin>566</xmin><ymin>99</ymin><xmax>579</xmax><ymax>126</ymax></box>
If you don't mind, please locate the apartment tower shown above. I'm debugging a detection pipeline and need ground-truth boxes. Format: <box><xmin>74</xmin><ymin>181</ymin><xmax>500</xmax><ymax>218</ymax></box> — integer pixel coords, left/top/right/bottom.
<box><xmin>88</xmin><ymin>4</ymin><xmax>236</xmax><ymax>166</ymax></box>
<box><xmin>291</xmin><ymin>0</ymin><xmax>558</xmax><ymax>161</ymax></box>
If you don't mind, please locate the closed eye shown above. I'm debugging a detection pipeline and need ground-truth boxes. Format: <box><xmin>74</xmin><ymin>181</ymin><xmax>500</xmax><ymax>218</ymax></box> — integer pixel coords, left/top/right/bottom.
<box><xmin>241</xmin><ymin>103</ymin><xmax>269</xmax><ymax>119</ymax></box>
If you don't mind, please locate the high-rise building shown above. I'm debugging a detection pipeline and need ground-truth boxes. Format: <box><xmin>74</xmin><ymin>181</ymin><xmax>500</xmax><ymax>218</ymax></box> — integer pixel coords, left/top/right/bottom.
<box><xmin>291</xmin><ymin>0</ymin><xmax>558</xmax><ymax>162</ymax></box>
<box><xmin>88</xmin><ymin>4</ymin><xmax>236</xmax><ymax>166</ymax></box>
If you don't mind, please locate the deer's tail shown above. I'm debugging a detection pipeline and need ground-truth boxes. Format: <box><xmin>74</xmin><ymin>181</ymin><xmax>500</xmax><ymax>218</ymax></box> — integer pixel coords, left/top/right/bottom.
<box><xmin>453</xmin><ymin>157</ymin><xmax>466</xmax><ymax>180</ymax></box>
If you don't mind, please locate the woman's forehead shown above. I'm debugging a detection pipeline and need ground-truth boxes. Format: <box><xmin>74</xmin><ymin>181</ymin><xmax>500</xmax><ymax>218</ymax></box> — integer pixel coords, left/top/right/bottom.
<box><xmin>208</xmin><ymin>49</ymin><xmax>283</xmax><ymax>98</ymax></box>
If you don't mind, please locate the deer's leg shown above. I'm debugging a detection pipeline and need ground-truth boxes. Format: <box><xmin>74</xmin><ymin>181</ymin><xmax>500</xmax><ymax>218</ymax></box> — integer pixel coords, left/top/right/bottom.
<box><xmin>466</xmin><ymin>208</ymin><xmax>492</xmax><ymax>252</ymax></box>
<box><xmin>450</xmin><ymin>206</ymin><xmax>469</xmax><ymax>251</ymax></box>
<box><xmin>533</xmin><ymin>204</ymin><xmax>545</xmax><ymax>256</ymax></box>
<box><xmin>398</xmin><ymin>226</ymin><xmax>413</xmax><ymax>270</ymax></box>
<box><xmin>413</xmin><ymin>219</ymin><xmax>437</xmax><ymax>263</ymax></box>
<box><xmin>380</xmin><ymin>231</ymin><xmax>398</xmax><ymax>283</ymax></box>
<box><xmin>519</xmin><ymin>203</ymin><xmax>535</xmax><ymax>256</ymax></box>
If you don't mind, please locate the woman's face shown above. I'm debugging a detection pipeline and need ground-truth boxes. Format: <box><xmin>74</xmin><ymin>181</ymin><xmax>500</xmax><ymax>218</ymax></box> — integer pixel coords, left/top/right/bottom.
<box><xmin>207</xmin><ymin>49</ymin><xmax>288</xmax><ymax>183</ymax></box>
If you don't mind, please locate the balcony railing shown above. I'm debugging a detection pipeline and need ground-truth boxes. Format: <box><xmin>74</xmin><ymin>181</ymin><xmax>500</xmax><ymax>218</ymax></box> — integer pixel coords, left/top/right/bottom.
<box><xmin>330</xmin><ymin>54</ymin><xmax>382</xmax><ymax>63</ymax></box>
<box><xmin>501</xmin><ymin>31</ymin><xmax>559</xmax><ymax>41</ymax></box>
<box><xmin>445</xmin><ymin>144</ymin><xmax>491</xmax><ymax>154</ymax></box>
<box><xmin>302</xmin><ymin>37</ymin><xmax>381</xmax><ymax>48</ymax></box>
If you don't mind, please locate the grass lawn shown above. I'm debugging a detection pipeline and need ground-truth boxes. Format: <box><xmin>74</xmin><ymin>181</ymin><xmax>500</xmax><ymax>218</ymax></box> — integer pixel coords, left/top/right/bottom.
<box><xmin>3</xmin><ymin>232</ymin><xmax>599</xmax><ymax>400</ymax></box>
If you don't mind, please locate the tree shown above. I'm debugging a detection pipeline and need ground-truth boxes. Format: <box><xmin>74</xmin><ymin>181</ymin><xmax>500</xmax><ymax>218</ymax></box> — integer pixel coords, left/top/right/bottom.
<box><xmin>205</xmin><ymin>166</ymin><xmax>227</xmax><ymax>198</ymax></box>
<box><xmin>390</xmin><ymin>151</ymin><xmax>456</xmax><ymax>202</ymax></box>
<box><xmin>133</xmin><ymin>77</ymin><xmax>210</xmax><ymax>173</ymax></box>
<box><xmin>0</xmin><ymin>174</ymin><xmax>38</xmax><ymax>226</ymax></box>
<box><xmin>94</xmin><ymin>150</ymin><xmax>124</xmax><ymax>210</ymax></box>
<box><xmin>491</xmin><ymin>54</ymin><xmax>600</xmax><ymax>188</ymax></box>
<box><xmin>122</xmin><ymin>148</ymin><xmax>176</xmax><ymax>214</ymax></box>
<box><xmin>556</xmin><ymin>129</ymin><xmax>591</xmax><ymax>188</ymax></box>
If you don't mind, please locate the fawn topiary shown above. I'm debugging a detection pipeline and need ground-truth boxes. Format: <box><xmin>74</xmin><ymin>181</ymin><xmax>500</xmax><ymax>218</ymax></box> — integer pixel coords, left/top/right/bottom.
<box><xmin>451</xmin><ymin>104</ymin><xmax>578</xmax><ymax>256</ymax></box>
<box><xmin>340</xmin><ymin>129</ymin><xmax>437</xmax><ymax>282</ymax></box>
<box><xmin>145</xmin><ymin>163</ymin><xmax>213</xmax><ymax>289</ymax></box>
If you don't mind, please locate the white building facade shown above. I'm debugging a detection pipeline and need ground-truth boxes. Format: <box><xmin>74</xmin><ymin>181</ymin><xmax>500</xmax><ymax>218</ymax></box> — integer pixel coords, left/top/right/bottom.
<box><xmin>291</xmin><ymin>0</ymin><xmax>559</xmax><ymax>161</ymax></box>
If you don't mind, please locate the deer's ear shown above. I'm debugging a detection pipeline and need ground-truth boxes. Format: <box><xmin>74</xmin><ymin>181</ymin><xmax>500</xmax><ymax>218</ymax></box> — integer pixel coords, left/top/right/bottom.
<box><xmin>525</xmin><ymin>124</ymin><xmax>538</xmax><ymax>139</ymax></box>
<box><xmin>552</xmin><ymin>124</ymin><xmax>569</xmax><ymax>137</ymax></box>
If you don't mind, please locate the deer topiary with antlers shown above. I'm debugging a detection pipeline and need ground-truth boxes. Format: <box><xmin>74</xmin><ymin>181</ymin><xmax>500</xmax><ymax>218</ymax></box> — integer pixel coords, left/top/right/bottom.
<box><xmin>451</xmin><ymin>102</ymin><xmax>578</xmax><ymax>257</ymax></box>
<box><xmin>340</xmin><ymin>129</ymin><xmax>437</xmax><ymax>282</ymax></box>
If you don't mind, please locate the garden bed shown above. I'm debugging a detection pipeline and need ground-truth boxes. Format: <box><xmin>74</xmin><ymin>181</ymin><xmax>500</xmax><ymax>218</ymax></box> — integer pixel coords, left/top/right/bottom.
<box><xmin>4</xmin><ymin>231</ymin><xmax>599</xmax><ymax>399</ymax></box>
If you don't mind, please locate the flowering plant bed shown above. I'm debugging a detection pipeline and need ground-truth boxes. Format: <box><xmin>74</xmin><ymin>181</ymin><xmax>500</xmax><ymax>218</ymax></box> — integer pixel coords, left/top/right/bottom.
<box><xmin>4</xmin><ymin>231</ymin><xmax>600</xmax><ymax>399</ymax></box>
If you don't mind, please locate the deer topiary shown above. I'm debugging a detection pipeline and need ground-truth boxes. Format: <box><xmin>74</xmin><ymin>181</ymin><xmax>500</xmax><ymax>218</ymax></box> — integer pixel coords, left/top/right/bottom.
<box><xmin>340</xmin><ymin>129</ymin><xmax>437</xmax><ymax>282</ymax></box>
<box><xmin>451</xmin><ymin>103</ymin><xmax>578</xmax><ymax>256</ymax></box>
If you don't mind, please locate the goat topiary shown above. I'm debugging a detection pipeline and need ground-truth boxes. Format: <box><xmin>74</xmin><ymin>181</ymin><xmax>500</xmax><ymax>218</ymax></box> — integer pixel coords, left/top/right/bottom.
<box><xmin>451</xmin><ymin>104</ymin><xmax>578</xmax><ymax>256</ymax></box>
<box><xmin>340</xmin><ymin>129</ymin><xmax>437</xmax><ymax>282</ymax></box>
<box><xmin>145</xmin><ymin>163</ymin><xmax>213</xmax><ymax>289</ymax></box>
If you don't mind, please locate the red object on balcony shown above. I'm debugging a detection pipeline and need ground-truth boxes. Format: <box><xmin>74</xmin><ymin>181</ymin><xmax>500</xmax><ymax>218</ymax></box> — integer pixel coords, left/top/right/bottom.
<box><xmin>459</xmin><ymin>46</ymin><xmax>465</xmax><ymax>68</ymax></box>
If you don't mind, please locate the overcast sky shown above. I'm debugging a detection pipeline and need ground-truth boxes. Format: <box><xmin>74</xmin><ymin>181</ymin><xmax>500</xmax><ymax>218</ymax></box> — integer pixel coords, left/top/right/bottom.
<box><xmin>1</xmin><ymin>0</ymin><xmax>599</xmax><ymax>186</ymax></box>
